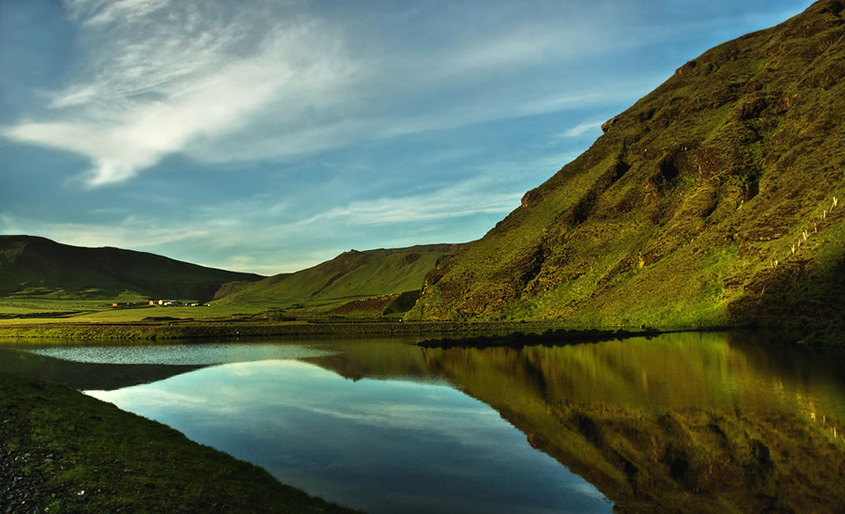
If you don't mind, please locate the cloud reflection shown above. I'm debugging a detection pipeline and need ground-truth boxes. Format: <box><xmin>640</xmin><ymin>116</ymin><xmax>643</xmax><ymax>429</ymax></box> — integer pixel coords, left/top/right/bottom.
<box><xmin>88</xmin><ymin>359</ymin><xmax>611</xmax><ymax>514</ymax></box>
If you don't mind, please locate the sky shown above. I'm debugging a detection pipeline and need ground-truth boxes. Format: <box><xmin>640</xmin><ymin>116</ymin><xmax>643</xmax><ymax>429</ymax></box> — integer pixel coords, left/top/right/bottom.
<box><xmin>0</xmin><ymin>0</ymin><xmax>815</xmax><ymax>275</ymax></box>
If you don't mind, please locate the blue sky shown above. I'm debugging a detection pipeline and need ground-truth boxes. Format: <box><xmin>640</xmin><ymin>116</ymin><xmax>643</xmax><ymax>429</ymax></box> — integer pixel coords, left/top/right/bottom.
<box><xmin>0</xmin><ymin>0</ymin><xmax>814</xmax><ymax>275</ymax></box>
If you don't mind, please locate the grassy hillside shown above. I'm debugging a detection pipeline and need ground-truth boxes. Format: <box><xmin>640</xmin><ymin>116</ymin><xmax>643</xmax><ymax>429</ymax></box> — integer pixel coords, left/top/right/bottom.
<box><xmin>0</xmin><ymin>235</ymin><xmax>262</xmax><ymax>302</ymax></box>
<box><xmin>215</xmin><ymin>244</ymin><xmax>462</xmax><ymax>316</ymax></box>
<box><xmin>0</xmin><ymin>239</ymin><xmax>461</xmax><ymax>325</ymax></box>
<box><xmin>411</xmin><ymin>0</ymin><xmax>845</xmax><ymax>333</ymax></box>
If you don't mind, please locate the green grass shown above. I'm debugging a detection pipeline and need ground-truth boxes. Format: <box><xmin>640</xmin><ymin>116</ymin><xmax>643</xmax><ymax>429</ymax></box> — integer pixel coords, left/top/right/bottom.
<box><xmin>0</xmin><ymin>245</ymin><xmax>457</xmax><ymax>329</ymax></box>
<box><xmin>0</xmin><ymin>296</ymin><xmax>255</xmax><ymax>323</ymax></box>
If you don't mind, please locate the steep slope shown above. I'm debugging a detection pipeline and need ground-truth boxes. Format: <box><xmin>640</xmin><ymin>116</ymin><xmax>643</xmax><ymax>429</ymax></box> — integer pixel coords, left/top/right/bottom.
<box><xmin>215</xmin><ymin>244</ymin><xmax>463</xmax><ymax>314</ymax></box>
<box><xmin>412</xmin><ymin>0</ymin><xmax>845</xmax><ymax>331</ymax></box>
<box><xmin>0</xmin><ymin>235</ymin><xmax>263</xmax><ymax>302</ymax></box>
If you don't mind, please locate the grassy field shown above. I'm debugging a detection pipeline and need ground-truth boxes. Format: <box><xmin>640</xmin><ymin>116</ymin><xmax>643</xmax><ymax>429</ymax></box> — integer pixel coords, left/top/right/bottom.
<box><xmin>0</xmin><ymin>242</ymin><xmax>462</xmax><ymax>330</ymax></box>
<box><xmin>0</xmin><ymin>292</ymin><xmax>562</xmax><ymax>340</ymax></box>
<box><xmin>0</xmin><ymin>296</ymin><xmax>255</xmax><ymax>322</ymax></box>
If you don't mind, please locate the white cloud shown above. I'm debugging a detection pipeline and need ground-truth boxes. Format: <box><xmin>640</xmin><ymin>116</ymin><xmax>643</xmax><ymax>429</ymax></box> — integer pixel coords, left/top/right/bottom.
<box><xmin>447</xmin><ymin>28</ymin><xmax>567</xmax><ymax>74</ymax></box>
<box><xmin>67</xmin><ymin>0</ymin><xmax>173</xmax><ymax>27</ymax></box>
<box><xmin>559</xmin><ymin>120</ymin><xmax>605</xmax><ymax>139</ymax></box>
<box><xmin>3</xmin><ymin>0</ymin><xmax>360</xmax><ymax>186</ymax></box>
<box><xmin>0</xmin><ymin>213</ymin><xmax>216</xmax><ymax>251</ymax></box>
<box><xmin>0</xmin><ymin>139</ymin><xmax>571</xmax><ymax>273</ymax></box>
<box><xmin>86</xmin><ymin>387</ymin><xmax>210</xmax><ymax>412</ymax></box>
<box><xmin>303</xmin><ymin>175</ymin><xmax>523</xmax><ymax>228</ymax></box>
<box><xmin>3</xmin><ymin>0</ymin><xmax>816</xmax><ymax>191</ymax></box>
<box><xmin>1</xmin><ymin>0</ymin><xmax>664</xmax><ymax>187</ymax></box>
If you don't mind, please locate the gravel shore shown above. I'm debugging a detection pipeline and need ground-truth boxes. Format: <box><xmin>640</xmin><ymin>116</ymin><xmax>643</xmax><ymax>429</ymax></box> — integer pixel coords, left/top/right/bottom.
<box><xmin>0</xmin><ymin>415</ymin><xmax>72</xmax><ymax>513</ymax></box>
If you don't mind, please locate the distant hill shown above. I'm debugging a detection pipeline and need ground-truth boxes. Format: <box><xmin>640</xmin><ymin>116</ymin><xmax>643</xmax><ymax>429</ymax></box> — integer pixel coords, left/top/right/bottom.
<box><xmin>0</xmin><ymin>235</ymin><xmax>263</xmax><ymax>302</ymax></box>
<box><xmin>215</xmin><ymin>244</ymin><xmax>463</xmax><ymax>315</ymax></box>
<box><xmin>410</xmin><ymin>0</ymin><xmax>845</xmax><ymax>332</ymax></box>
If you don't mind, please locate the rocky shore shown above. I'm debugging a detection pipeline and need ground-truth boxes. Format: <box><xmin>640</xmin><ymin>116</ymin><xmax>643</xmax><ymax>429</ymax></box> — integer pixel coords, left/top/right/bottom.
<box><xmin>0</xmin><ymin>412</ymin><xmax>70</xmax><ymax>513</ymax></box>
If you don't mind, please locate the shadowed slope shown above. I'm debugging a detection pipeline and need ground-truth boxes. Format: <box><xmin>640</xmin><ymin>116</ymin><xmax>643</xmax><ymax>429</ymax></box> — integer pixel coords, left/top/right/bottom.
<box><xmin>0</xmin><ymin>235</ymin><xmax>262</xmax><ymax>302</ymax></box>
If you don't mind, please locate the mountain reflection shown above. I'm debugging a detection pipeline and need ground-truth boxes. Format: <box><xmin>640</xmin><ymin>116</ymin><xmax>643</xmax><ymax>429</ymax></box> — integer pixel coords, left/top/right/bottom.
<box><xmin>315</xmin><ymin>332</ymin><xmax>845</xmax><ymax>513</ymax></box>
<box><xmin>0</xmin><ymin>347</ymin><xmax>204</xmax><ymax>390</ymax></box>
<box><xmin>7</xmin><ymin>333</ymin><xmax>844</xmax><ymax>512</ymax></box>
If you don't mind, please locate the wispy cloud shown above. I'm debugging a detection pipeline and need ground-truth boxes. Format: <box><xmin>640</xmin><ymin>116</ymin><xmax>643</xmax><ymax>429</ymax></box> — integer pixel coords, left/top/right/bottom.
<box><xmin>3</xmin><ymin>0</ymin><xmax>360</xmax><ymax>186</ymax></box>
<box><xmin>302</xmin><ymin>172</ymin><xmax>525</xmax><ymax>228</ymax></box>
<box><xmin>0</xmin><ymin>212</ymin><xmax>223</xmax><ymax>252</ymax></box>
<box><xmin>0</xmin><ymin>0</ymin><xmax>665</xmax><ymax>187</ymax></box>
<box><xmin>67</xmin><ymin>0</ymin><xmax>173</xmax><ymax>27</ymax></box>
<box><xmin>558</xmin><ymin>120</ymin><xmax>605</xmax><ymax>139</ymax></box>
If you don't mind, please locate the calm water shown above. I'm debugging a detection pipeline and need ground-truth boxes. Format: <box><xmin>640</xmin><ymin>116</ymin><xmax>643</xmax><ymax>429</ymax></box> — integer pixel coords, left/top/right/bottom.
<box><xmin>6</xmin><ymin>332</ymin><xmax>845</xmax><ymax>513</ymax></box>
<box><xmin>88</xmin><ymin>359</ymin><xmax>605</xmax><ymax>514</ymax></box>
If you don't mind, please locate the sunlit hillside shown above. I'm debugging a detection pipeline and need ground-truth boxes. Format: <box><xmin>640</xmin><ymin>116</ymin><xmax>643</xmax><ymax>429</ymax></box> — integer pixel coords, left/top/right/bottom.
<box><xmin>411</xmin><ymin>0</ymin><xmax>845</xmax><ymax>335</ymax></box>
<box><xmin>214</xmin><ymin>244</ymin><xmax>463</xmax><ymax>317</ymax></box>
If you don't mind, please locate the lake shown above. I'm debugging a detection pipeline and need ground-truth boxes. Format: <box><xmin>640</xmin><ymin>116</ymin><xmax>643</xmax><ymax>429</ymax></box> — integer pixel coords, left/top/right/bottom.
<box><xmin>4</xmin><ymin>331</ymin><xmax>845</xmax><ymax>513</ymax></box>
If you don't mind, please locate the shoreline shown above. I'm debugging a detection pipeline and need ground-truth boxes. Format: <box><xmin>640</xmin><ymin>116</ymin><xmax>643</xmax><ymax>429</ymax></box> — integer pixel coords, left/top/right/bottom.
<box><xmin>0</xmin><ymin>371</ymin><xmax>359</xmax><ymax>513</ymax></box>
<box><xmin>0</xmin><ymin>319</ymin><xmax>838</xmax><ymax>345</ymax></box>
<box><xmin>0</xmin><ymin>320</ymin><xmax>568</xmax><ymax>342</ymax></box>
<box><xmin>418</xmin><ymin>327</ymin><xmax>668</xmax><ymax>349</ymax></box>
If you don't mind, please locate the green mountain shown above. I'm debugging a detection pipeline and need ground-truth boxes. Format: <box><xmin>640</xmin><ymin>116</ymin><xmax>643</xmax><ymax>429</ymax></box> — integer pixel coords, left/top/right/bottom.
<box><xmin>411</xmin><ymin>0</ymin><xmax>845</xmax><ymax>332</ymax></box>
<box><xmin>0</xmin><ymin>235</ymin><xmax>262</xmax><ymax>302</ymax></box>
<box><xmin>215</xmin><ymin>244</ymin><xmax>462</xmax><ymax>315</ymax></box>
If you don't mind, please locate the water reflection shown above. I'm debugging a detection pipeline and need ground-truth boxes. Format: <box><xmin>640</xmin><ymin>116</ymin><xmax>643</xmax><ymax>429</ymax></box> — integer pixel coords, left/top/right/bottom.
<box><xmin>0</xmin><ymin>341</ymin><xmax>332</xmax><ymax>390</ymax></box>
<box><xmin>0</xmin><ymin>347</ymin><xmax>203</xmax><ymax>390</ymax></box>
<box><xmin>27</xmin><ymin>341</ymin><xmax>332</xmax><ymax>366</ymax></box>
<box><xmin>88</xmin><ymin>360</ymin><xmax>611</xmax><ymax>514</ymax></box>
<box><xmin>7</xmin><ymin>332</ymin><xmax>845</xmax><ymax>513</ymax></box>
<box><xmin>414</xmin><ymin>332</ymin><xmax>845</xmax><ymax>513</ymax></box>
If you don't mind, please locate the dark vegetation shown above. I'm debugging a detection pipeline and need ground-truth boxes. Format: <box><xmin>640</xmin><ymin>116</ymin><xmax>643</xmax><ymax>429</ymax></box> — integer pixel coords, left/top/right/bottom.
<box><xmin>410</xmin><ymin>0</ymin><xmax>845</xmax><ymax>337</ymax></box>
<box><xmin>0</xmin><ymin>320</ymin><xmax>555</xmax><ymax>341</ymax></box>
<box><xmin>418</xmin><ymin>327</ymin><xmax>663</xmax><ymax>348</ymax></box>
<box><xmin>0</xmin><ymin>235</ymin><xmax>262</xmax><ymax>302</ymax></box>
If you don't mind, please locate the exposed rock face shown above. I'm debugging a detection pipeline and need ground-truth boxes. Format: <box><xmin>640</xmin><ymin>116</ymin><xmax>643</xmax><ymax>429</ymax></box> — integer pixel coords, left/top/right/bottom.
<box><xmin>412</xmin><ymin>0</ymin><xmax>845</xmax><ymax>331</ymax></box>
